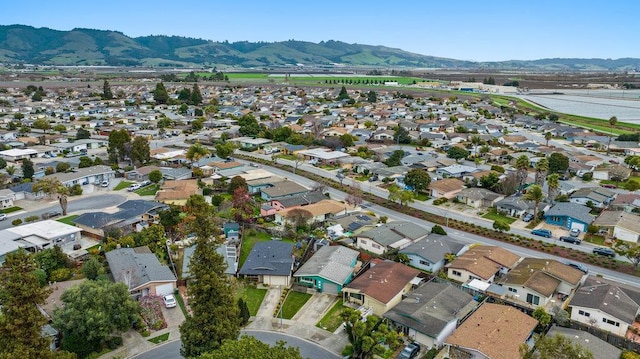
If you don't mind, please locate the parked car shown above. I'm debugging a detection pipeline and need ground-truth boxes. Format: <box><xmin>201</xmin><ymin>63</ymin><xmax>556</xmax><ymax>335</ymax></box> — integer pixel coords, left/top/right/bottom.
<box><xmin>531</xmin><ymin>229</ymin><xmax>552</xmax><ymax>238</ymax></box>
<box><xmin>141</xmin><ymin>180</ymin><xmax>152</xmax><ymax>187</ymax></box>
<box><xmin>162</xmin><ymin>294</ymin><xmax>177</xmax><ymax>308</ymax></box>
<box><xmin>398</xmin><ymin>342</ymin><xmax>421</xmax><ymax>359</ymax></box>
<box><xmin>569</xmin><ymin>228</ymin><xmax>581</xmax><ymax>237</ymax></box>
<box><xmin>0</xmin><ymin>213</ymin><xmax>7</xmax><ymax>221</ymax></box>
<box><xmin>593</xmin><ymin>247</ymin><xmax>616</xmax><ymax>258</ymax></box>
<box><xmin>601</xmin><ymin>184</ymin><xmax>618</xmax><ymax>189</ymax></box>
<box><xmin>522</xmin><ymin>213</ymin><xmax>534</xmax><ymax>222</ymax></box>
<box><xmin>101</xmin><ymin>180</ymin><xmax>109</xmax><ymax>188</ymax></box>
<box><xmin>565</xmin><ymin>262</ymin><xmax>589</xmax><ymax>274</ymax></box>
<box><xmin>127</xmin><ymin>184</ymin><xmax>142</xmax><ymax>192</ymax></box>
<box><xmin>249</xmin><ymin>163</ymin><xmax>260</xmax><ymax>168</ymax></box>
<box><xmin>559</xmin><ymin>236</ymin><xmax>581</xmax><ymax>244</ymax></box>
<box><xmin>41</xmin><ymin>211</ymin><xmax>62</xmax><ymax>220</ymax></box>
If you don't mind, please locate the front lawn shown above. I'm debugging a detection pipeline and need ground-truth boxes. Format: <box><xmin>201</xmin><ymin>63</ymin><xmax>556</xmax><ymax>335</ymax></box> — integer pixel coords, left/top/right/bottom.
<box><xmin>57</xmin><ymin>215</ymin><xmax>79</xmax><ymax>225</ymax></box>
<box><xmin>237</xmin><ymin>285</ymin><xmax>267</xmax><ymax>316</ymax></box>
<box><xmin>482</xmin><ymin>208</ymin><xmax>517</xmax><ymax>224</ymax></box>
<box><xmin>1</xmin><ymin>206</ymin><xmax>22</xmax><ymax>214</ymax></box>
<box><xmin>281</xmin><ymin>291</ymin><xmax>312</xmax><ymax>320</ymax></box>
<box><xmin>239</xmin><ymin>231</ymin><xmax>272</xmax><ymax>268</ymax></box>
<box><xmin>135</xmin><ymin>184</ymin><xmax>160</xmax><ymax>196</ymax></box>
<box><xmin>584</xmin><ymin>234</ymin><xmax>606</xmax><ymax>245</ymax></box>
<box><xmin>114</xmin><ymin>181</ymin><xmax>134</xmax><ymax>191</ymax></box>
<box><xmin>415</xmin><ymin>193</ymin><xmax>429</xmax><ymax>201</ymax></box>
<box><xmin>148</xmin><ymin>333</ymin><xmax>169</xmax><ymax>344</ymax></box>
<box><xmin>316</xmin><ymin>299</ymin><xmax>344</xmax><ymax>332</ymax></box>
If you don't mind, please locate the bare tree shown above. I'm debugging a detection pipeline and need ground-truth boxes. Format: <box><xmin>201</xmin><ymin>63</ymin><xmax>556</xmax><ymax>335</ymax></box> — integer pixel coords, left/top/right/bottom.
<box><xmin>345</xmin><ymin>183</ymin><xmax>364</xmax><ymax>208</ymax></box>
<box><xmin>311</xmin><ymin>182</ymin><xmax>327</xmax><ymax>193</ymax></box>
<box><xmin>495</xmin><ymin>172</ymin><xmax>519</xmax><ymax>196</ymax></box>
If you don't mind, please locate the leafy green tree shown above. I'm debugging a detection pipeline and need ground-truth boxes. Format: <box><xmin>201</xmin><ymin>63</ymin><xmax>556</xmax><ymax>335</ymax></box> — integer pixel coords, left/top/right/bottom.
<box><xmin>32</xmin><ymin>118</ymin><xmax>51</xmax><ymax>131</ymax></box>
<box><xmin>228</xmin><ymin>176</ymin><xmax>248</xmax><ymax>193</ymax></box>
<box><xmin>78</xmin><ymin>156</ymin><xmax>94</xmax><ymax>168</ymax></box>
<box><xmin>614</xmin><ymin>242</ymin><xmax>640</xmax><ymax>269</ymax></box>
<box><xmin>384</xmin><ymin>150</ymin><xmax>406</xmax><ymax>167</ymax></box>
<box><xmin>341</xmin><ymin>308</ymin><xmax>401</xmax><ymax>359</ymax></box>
<box><xmin>431</xmin><ymin>225</ymin><xmax>447</xmax><ymax>235</ymax></box>
<box><xmin>132</xmin><ymin>224</ymin><xmax>168</xmax><ymax>259</ymax></box>
<box><xmin>493</xmin><ymin>220</ymin><xmax>510</xmax><ymax>232</ymax></box>
<box><xmin>130</xmin><ymin>136</ymin><xmax>150</xmax><ymax>165</ymax></box>
<box><xmin>191</xmin><ymin>83</ymin><xmax>203</xmax><ymax>105</ymax></box>
<box><xmin>520</xmin><ymin>333</ymin><xmax>593</xmax><ymax>359</ymax></box>
<box><xmin>21</xmin><ymin>158</ymin><xmax>34</xmax><ymax>180</ymax></box>
<box><xmin>186</xmin><ymin>142</ymin><xmax>211</xmax><ymax>164</ymax></box>
<box><xmin>200</xmin><ymin>336</ymin><xmax>302</xmax><ymax>359</ymax></box>
<box><xmin>56</xmin><ymin>162</ymin><xmax>70</xmax><ymax>173</ymax></box>
<box><xmin>393</xmin><ymin>126</ymin><xmax>411</xmax><ymax>144</ymax></box>
<box><xmin>81</xmin><ymin>256</ymin><xmax>104</xmax><ymax>280</ymax></box>
<box><xmin>149</xmin><ymin>169</ymin><xmax>163</xmax><ymax>183</ymax></box>
<box><xmin>480</xmin><ymin>172</ymin><xmax>500</xmax><ymax>189</ymax></box>
<box><xmin>544</xmin><ymin>132</ymin><xmax>552</xmax><ymax>146</ymax></box>
<box><xmin>532</xmin><ymin>307</ymin><xmax>551</xmax><ymax>329</ymax></box>
<box><xmin>53</xmin><ymin>280</ymin><xmax>140</xmax><ymax>356</ymax></box>
<box><xmin>626</xmin><ymin>179</ymin><xmax>640</xmax><ymax>192</ymax></box>
<box><xmin>33</xmin><ymin>245</ymin><xmax>70</xmax><ymax>281</ymax></box>
<box><xmin>33</xmin><ymin>177</ymin><xmax>70</xmax><ymax>215</ymax></box>
<box><xmin>107</xmin><ymin>129</ymin><xmax>131</xmax><ymax>163</ymax></box>
<box><xmin>337</xmin><ymin>86</ymin><xmax>350</xmax><ymax>101</ymax></box>
<box><xmin>53</xmin><ymin>124</ymin><xmax>67</xmax><ymax>132</ymax></box>
<box><xmin>158</xmin><ymin>205</ymin><xmax>182</xmax><ymax>239</ymax></box>
<box><xmin>403</xmin><ymin>169</ymin><xmax>431</xmax><ymax>193</ymax></box>
<box><xmin>180</xmin><ymin>195</ymin><xmax>240</xmax><ymax>357</ymax></box>
<box><xmin>153</xmin><ymin>82</ymin><xmax>169</xmax><ymax>105</ymax></box>
<box><xmin>75</xmin><ymin>127</ymin><xmax>91</xmax><ymax>140</ymax></box>
<box><xmin>237</xmin><ymin>298</ymin><xmax>250</xmax><ymax>326</ymax></box>
<box><xmin>178</xmin><ymin>88</ymin><xmax>192</xmax><ymax>102</ymax></box>
<box><xmin>548</xmin><ymin>153</ymin><xmax>569</xmax><ymax>174</ymax></box>
<box><xmin>523</xmin><ymin>184</ymin><xmax>545</xmax><ymax>219</ymax></box>
<box><xmin>366</xmin><ymin>90</ymin><xmax>377</xmax><ymax>103</ymax></box>
<box><xmin>607</xmin><ymin>116</ymin><xmax>618</xmax><ymax>155</ymax></box>
<box><xmin>0</xmin><ymin>157</ymin><xmax>6</xmax><ymax>169</ymax></box>
<box><xmin>237</xmin><ymin>114</ymin><xmax>261</xmax><ymax>137</ymax></box>
<box><xmin>214</xmin><ymin>142</ymin><xmax>235</xmax><ymax>159</ymax></box>
<box><xmin>102</xmin><ymin>80</ymin><xmax>113</xmax><ymax>100</ymax></box>
<box><xmin>447</xmin><ymin>146</ymin><xmax>469</xmax><ymax>161</ymax></box>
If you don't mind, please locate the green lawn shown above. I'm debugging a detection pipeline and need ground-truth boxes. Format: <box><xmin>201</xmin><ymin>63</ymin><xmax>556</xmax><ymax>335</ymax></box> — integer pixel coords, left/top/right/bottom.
<box><xmin>148</xmin><ymin>333</ymin><xmax>169</xmax><ymax>344</ymax></box>
<box><xmin>482</xmin><ymin>208</ymin><xmax>517</xmax><ymax>224</ymax></box>
<box><xmin>175</xmin><ymin>292</ymin><xmax>188</xmax><ymax>317</ymax></box>
<box><xmin>57</xmin><ymin>215</ymin><xmax>79</xmax><ymax>225</ymax></box>
<box><xmin>584</xmin><ymin>234</ymin><xmax>606</xmax><ymax>245</ymax></box>
<box><xmin>239</xmin><ymin>232</ymin><xmax>272</xmax><ymax>268</ymax></box>
<box><xmin>316</xmin><ymin>300</ymin><xmax>345</xmax><ymax>332</ymax></box>
<box><xmin>238</xmin><ymin>285</ymin><xmax>268</xmax><ymax>316</ymax></box>
<box><xmin>415</xmin><ymin>193</ymin><xmax>429</xmax><ymax>201</ymax></box>
<box><xmin>135</xmin><ymin>184</ymin><xmax>160</xmax><ymax>196</ymax></box>
<box><xmin>1</xmin><ymin>206</ymin><xmax>22</xmax><ymax>214</ymax></box>
<box><xmin>281</xmin><ymin>291</ymin><xmax>312</xmax><ymax>320</ymax></box>
<box><xmin>114</xmin><ymin>181</ymin><xmax>134</xmax><ymax>190</ymax></box>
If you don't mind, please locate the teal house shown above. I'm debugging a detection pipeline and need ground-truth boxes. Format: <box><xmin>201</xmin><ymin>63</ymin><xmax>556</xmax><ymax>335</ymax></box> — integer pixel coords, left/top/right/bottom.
<box><xmin>293</xmin><ymin>245</ymin><xmax>360</xmax><ymax>295</ymax></box>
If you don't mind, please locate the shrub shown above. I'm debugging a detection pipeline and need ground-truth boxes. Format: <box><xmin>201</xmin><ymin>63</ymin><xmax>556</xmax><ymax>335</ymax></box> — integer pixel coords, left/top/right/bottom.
<box><xmin>582</xmin><ymin>172</ymin><xmax>593</xmax><ymax>181</ymax></box>
<box><xmin>49</xmin><ymin>268</ymin><xmax>72</xmax><ymax>282</ymax></box>
<box><xmin>11</xmin><ymin>218</ymin><xmax>22</xmax><ymax>226</ymax></box>
<box><xmin>25</xmin><ymin>215</ymin><xmax>39</xmax><ymax>222</ymax></box>
<box><xmin>70</xmin><ymin>184</ymin><xmax>83</xmax><ymax>196</ymax></box>
<box><xmin>433</xmin><ymin>197</ymin><xmax>448</xmax><ymax>205</ymax></box>
<box><xmin>431</xmin><ymin>225</ymin><xmax>447</xmax><ymax>235</ymax></box>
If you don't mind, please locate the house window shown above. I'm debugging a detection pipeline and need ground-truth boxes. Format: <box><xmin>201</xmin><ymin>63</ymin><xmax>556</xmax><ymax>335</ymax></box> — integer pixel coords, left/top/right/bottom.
<box><xmin>602</xmin><ymin>318</ymin><xmax>620</xmax><ymax>327</ymax></box>
<box><xmin>372</xmin><ymin>243</ymin><xmax>381</xmax><ymax>250</ymax></box>
<box><xmin>508</xmin><ymin>288</ymin><xmax>517</xmax><ymax>293</ymax></box>
<box><xmin>526</xmin><ymin>293</ymin><xmax>540</xmax><ymax>305</ymax></box>
<box><xmin>419</xmin><ymin>260</ymin><xmax>430</xmax><ymax>266</ymax></box>
<box><xmin>360</xmin><ymin>239</ymin><xmax>367</xmax><ymax>245</ymax></box>
<box><xmin>452</xmin><ymin>270</ymin><xmax>461</xmax><ymax>277</ymax></box>
<box><xmin>578</xmin><ymin>310</ymin><xmax>590</xmax><ymax>317</ymax></box>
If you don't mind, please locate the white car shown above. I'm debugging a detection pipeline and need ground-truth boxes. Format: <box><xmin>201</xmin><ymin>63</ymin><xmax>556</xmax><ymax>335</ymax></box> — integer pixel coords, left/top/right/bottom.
<box><xmin>0</xmin><ymin>213</ymin><xmax>7</xmax><ymax>221</ymax></box>
<box><xmin>162</xmin><ymin>294</ymin><xmax>177</xmax><ymax>308</ymax></box>
<box><xmin>101</xmin><ymin>180</ymin><xmax>109</xmax><ymax>188</ymax></box>
<box><xmin>127</xmin><ymin>184</ymin><xmax>142</xmax><ymax>192</ymax></box>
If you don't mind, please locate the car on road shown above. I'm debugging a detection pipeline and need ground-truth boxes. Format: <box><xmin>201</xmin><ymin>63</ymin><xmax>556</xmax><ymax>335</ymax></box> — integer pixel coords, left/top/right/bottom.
<box><xmin>398</xmin><ymin>342</ymin><xmax>421</xmax><ymax>359</ymax></box>
<box><xmin>593</xmin><ymin>247</ymin><xmax>616</xmax><ymax>258</ymax></box>
<box><xmin>0</xmin><ymin>213</ymin><xmax>6</xmax><ymax>221</ymax></box>
<box><xmin>41</xmin><ymin>211</ymin><xmax>62</xmax><ymax>220</ymax></box>
<box><xmin>522</xmin><ymin>213</ymin><xmax>534</xmax><ymax>222</ymax></box>
<box><xmin>162</xmin><ymin>294</ymin><xmax>177</xmax><ymax>308</ymax></box>
<box><xmin>249</xmin><ymin>163</ymin><xmax>260</xmax><ymax>167</ymax></box>
<box><xmin>531</xmin><ymin>229</ymin><xmax>552</xmax><ymax>238</ymax></box>
<box><xmin>128</xmin><ymin>184</ymin><xmax>142</xmax><ymax>192</ymax></box>
<box><xmin>559</xmin><ymin>236</ymin><xmax>581</xmax><ymax>244</ymax></box>
<box><xmin>565</xmin><ymin>262</ymin><xmax>589</xmax><ymax>274</ymax></box>
<box><xmin>569</xmin><ymin>228</ymin><xmax>581</xmax><ymax>237</ymax></box>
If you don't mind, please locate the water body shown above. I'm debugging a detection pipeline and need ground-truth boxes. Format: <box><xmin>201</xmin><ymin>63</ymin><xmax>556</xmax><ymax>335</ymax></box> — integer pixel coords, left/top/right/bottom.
<box><xmin>515</xmin><ymin>90</ymin><xmax>640</xmax><ymax>124</ymax></box>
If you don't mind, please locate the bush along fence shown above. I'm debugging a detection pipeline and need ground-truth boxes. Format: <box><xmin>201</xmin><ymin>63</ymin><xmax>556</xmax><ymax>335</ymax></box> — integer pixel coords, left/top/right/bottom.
<box><xmin>235</xmin><ymin>153</ymin><xmax>638</xmax><ymax>277</ymax></box>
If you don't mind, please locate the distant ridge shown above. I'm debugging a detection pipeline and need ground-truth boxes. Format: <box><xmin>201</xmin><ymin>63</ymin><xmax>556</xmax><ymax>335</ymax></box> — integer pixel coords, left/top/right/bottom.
<box><xmin>0</xmin><ymin>24</ymin><xmax>639</xmax><ymax>71</ymax></box>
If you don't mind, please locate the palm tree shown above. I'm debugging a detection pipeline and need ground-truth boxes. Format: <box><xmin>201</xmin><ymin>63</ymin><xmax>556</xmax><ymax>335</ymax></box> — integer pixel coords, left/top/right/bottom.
<box><xmin>515</xmin><ymin>155</ymin><xmax>530</xmax><ymax>190</ymax></box>
<box><xmin>607</xmin><ymin>116</ymin><xmax>617</xmax><ymax>155</ymax></box>
<box><xmin>534</xmin><ymin>158</ymin><xmax>549</xmax><ymax>187</ymax></box>
<box><xmin>547</xmin><ymin>174</ymin><xmax>560</xmax><ymax>203</ymax></box>
<box><xmin>544</xmin><ymin>132</ymin><xmax>552</xmax><ymax>146</ymax></box>
<box><xmin>5</xmin><ymin>165</ymin><xmax>15</xmax><ymax>176</ymax></box>
<box><xmin>523</xmin><ymin>184</ymin><xmax>545</xmax><ymax>220</ymax></box>
<box><xmin>470</xmin><ymin>135</ymin><xmax>482</xmax><ymax>158</ymax></box>
<box><xmin>186</xmin><ymin>142</ymin><xmax>211</xmax><ymax>164</ymax></box>
<box><xmin>32</xmin><ymin>178</ymin><xmax>70</xmax><ymax>215</ymax></box>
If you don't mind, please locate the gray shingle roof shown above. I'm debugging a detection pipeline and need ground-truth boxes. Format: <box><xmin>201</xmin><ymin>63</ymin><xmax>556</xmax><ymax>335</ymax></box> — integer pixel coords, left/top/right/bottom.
<box><xmin>358</xmin><ymin>221</ymin><xmax>429</xmax><ymax>246</ymax></box>
<box><xmin>546</xmin><ymin>326</ymin><xmax>621</xmax><ymax>359</ymax></box>
<box><xmin>383</xmin><ymin>281</ymin><xmax>477</xmax><ymax>338</ymax></box>
<box><xmin>569</xmin><ymin>276</ymin><xmax>640</xmax><ymax>324</ymax></box>
<box><xmin>400</xmin><ymin>234</ymin><xmax>465</xmax><ymax>264</ymax></box>
<box><xmin>544</xmin><ymin>202</ymin><xmax>594</xmax><ymax>224</ymax></box>
<box><xmin>273</xmin><ymin>190</ymin><xmax>326</xmax><ymax>208</ymax></box>
<box><xmin>106</xmin><ymin>247</ymin><xmax>176</xmax><ymax>291</ymax></box>
<box><xmin>238</xmin><ymin>241</ymin><xmax>294</xmax><ymax>276</ymax></box>
<box><xmin>73</xmin><ymin>200</ymin><xmax>168</xmax><ymax>229</ymax></box>
<box><xmin>294</xmin><ymin>245</ymin><xmax>359</xmax><ymax>285</ymax></box>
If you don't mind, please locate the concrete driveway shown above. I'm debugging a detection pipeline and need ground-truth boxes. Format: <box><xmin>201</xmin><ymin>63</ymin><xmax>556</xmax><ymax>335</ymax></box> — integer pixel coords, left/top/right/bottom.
<box><xmin>161</xmin><ymin>297</ymin><xmax>185</xmax><ymax>327</ymax></box>
<box><xmin>292</xmin><ymin>293</ymin><xmax>338</xmax><ymax>326</ymax></box>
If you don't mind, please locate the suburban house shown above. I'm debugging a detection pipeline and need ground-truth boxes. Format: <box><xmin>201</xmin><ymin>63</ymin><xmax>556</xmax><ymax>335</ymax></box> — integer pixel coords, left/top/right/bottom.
<box><xmin>569</xmin><ymin>276</ymin><xmax>640</xmax><ymax>337</ymax></box>
<box><xmin>495</xmin><ymin>195</ymin><xmax>540</xmax><ymax>217</ymax></box>
<box><xmin>237</xmin><ymin>241</ymin><xmax>294</xmax><ymax>286</ymax></box>
<box><xmin>126</xmin><ymin>165</ymin><xmax>160</xmax><ymax>182</ymax></box>
<box><xmin>0</xmin><ymin>189</ymin><xmax>16</xmax><ymax>208</ymax></box>
<box><xmin>544</xmin><ymin>202</ymin><xmax>594</xmax><ymax>233</ymax></box>
<box><xmin>446</xmin><ymin>245</ymin><xmax>521</xmax><ymax>283</ymax></box>
<box><xmin>500</xmin><ymin>258</ymin><xmax>586</xmax><ymax>307</ymax></box>
<box><xmin>230</xmin><ymin>136</ymin><xmax>273</xmax><ymax>150</ymax></box>
<box><xmin>592</xmin><ymin>164</ymin><xmax>632</xmax><ymax>181</ymax></box>
<box><xmin>545</xmin><ymin>326</ymin><xmax>622</xmax><ymax>359</ymax></box>
<box><xmin>399</xmin><ymin>234</ymin><xmax>467</xmax><ymax>272</ymax></box>
<box><xmin>274</xmin><ymin>199</ymin><xmax>348</xmax><ymax>225</ymax></box>
<box><xmin>355</xmin><ymin>221</ymin><xmax>430</xmax><ymax>255</ymax></box>
<box><xmin>609</xmin><ymin>193</ymin><xmax>640</xmax><ymax>213</ymax></box>
<box><xmin>570</xmin><ymin>187</ymin><xmax>617</xmax><ymax>209</ymax></box>
<box><xmin>297</xmin><ymin>147</ymin><xmax>350</xmax><ymax>164</ymax></box>
<box><xmin>455</xmin><ymin>188</ymin><xmax>504</xmax><ymax>209</ymax></box>
<box><xmin>0</xmin><ymin>148</ymin><xmax>38</xmax><ymax>162</ymax></box>
<box><xmin>260</xmin><ymin>180</ymin><xmax>309</xmax><ymax>201</ymax></box>
<box><xmin>0</xmin><ymin>220</ymin><xmax>83</xmax><ymax>263</ymax></box>
<box><xmin>106</xmin><ymin>246</ymin><xmax>177</xmax><ymax>299</ymax></box>
<box><xmin>498</xmin><ymin>134</ymin><xmax>528</xmax><ymax>145</ymax></box>
<box><xmin>435</xmin><ymin>164</ymin><xmax>478</xmax><ymax>179</ymax></box>
<box><xmin>445</xmin><ymin>303</ymin><xmax>537</xmax><ymax>359</ymax></box>
<box><xmin>47</xmin><ymin>165</ymin><xmax>115</xmax><ymax>188</ymax></box>
<box><xmin>239</xmin><ymin>169</ymin><xmax>285</xmax><ymax>194</ymax></box>
<box><xmin>261</xmin><ymin>190</ymin><xmax>326</xmax><ymax>217</ymax></box>
<box><xmin>155</xmin><ymin>179</ymin><xmax>199</xmax><ymax>205</ymax></box>
<box><xmin>428</xmin><ymin>178</ymin><xmax>465</xmax><ymax>199</ymax></box>
<box><xmin>73</xmin><ymin>200</ymin><xmax>169</xmax><ymax>238</ymax></box>
<box><xmin>383</xmin><ymin>281</ymin><xmax>478</xmax><ymax>349</ymax></box>
<box><xmin>293</xmin><ymin>245</ymin><xmax>360</xmax><ymax>295</ymax></box>
<box><xmin>342</xmin><ymin>260</ymin><xmax>420</xmax><ymax>315</ymax></box>
<box><xmin>593</xmin><ymin>211</ymin><xmax>640</xmax><ymax>243</ymax></box>
<box><xmin>182</xmin><ymin>244</ymin><xmax>238</xmax><ymax>279</ymax></box>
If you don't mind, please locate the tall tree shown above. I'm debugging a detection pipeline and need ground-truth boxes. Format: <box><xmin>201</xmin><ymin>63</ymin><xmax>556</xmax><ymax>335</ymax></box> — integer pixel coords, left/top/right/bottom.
<box><xmin>607</xmin><ymin>116</ymin><xmax>618</xmax><ymax>155</ymax></box>
<box><xmin>107</xmin><ymin>129</ymin><xmax>131</xmax><ymax>163</ymax></box>
<box><xmin>33</xmin><ymin>178</ymin><xmax>70</xmax><ymax>215</ymax></box>
<box><xmin>102</xmin><ymin>79</ymin><xmax>113</xmax><ymax>100</ymax></box>
<box><xmin>341</xmin><ymin>308</ymin><xmax>401</xmax><ymax>359</ymax></box>
<box><xmin>180</xmin><ymin>195</ymin><xmax>239</xmax><ymax>357</ymax></box>
<box><xmin>153</xmin><ymin>82</ymin><xmax>169</xmax><ymax>105</ymax></box>
<box><xmin>190</xmin><ymin>83</ymin><xmax>203</xmax><ymax>105</ymax></box>
<box><xmin>337</xmin><ymin>86</ymin><xmax>350</xmax><ymax>101</ymax></box>
<box><xmin>75</xmin><ymin>127</ymin><xmax>91</xmax><ymax>140</ymax></box>
<box><xmin>21</xmin><ymin>158</ymin><xmax>34</xmax><ymax>180</ymax></box>
<box><xmin>130</xmin><ymin>136</ymin><xmax>150</xmax><ymax>165</ymax></box>
<box><xmin>232</xmin><ymin>187</ymin><xmax>254</xmax><ymax>223</ymax></box>
<box><xmin>534</xmin><ymin>158</ymin><xmax>549</xmax><ymax>187</ymax></box>
<box><xmin>403</xmin><ymin>169</ymin><xmax>431</xmax><ymax>193</ymax></box>
<box><xmin>515</xmin><ymin>155</ymin><xmax>530</xmax><ymax>189</ymax></box>
<box><xmin>547</xmin><ymin>173</ymin><xmax>560</xmax><ymax>203</ymax></box>
<box><xmin>214</xmin><ymin>142</ymin><xmax>235</xmax><ymax>159</ymax></box>
<box><xmin>548</xmin><ymin>153</ymin><xmax>569</xmax><ymax>174</ymax></box>
<box><xmin>186</xmin><ymin>142</ymin><xmax>211</xmax><ymax>165</ymax></box>
<box><xmin>544</xmin><ymin>132</ymin><xmax>552</xmax><ymax>146</ymax></box>
<box><xmin>523</xmin><ymin>184</ymin><xmax>545</xmax><ymax>219</ymax></box>
<box><xmin>200</xmin><ymin>336</ymin><xmax>302</xmax><ymax>359</ymax></box>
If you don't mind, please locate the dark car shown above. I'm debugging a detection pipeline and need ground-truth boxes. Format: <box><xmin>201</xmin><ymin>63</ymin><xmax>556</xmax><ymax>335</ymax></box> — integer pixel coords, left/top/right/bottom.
<box><xmin>593</xmin><ymin>247</ymin><xmax>616</xmax><ymax>258</ymax></box>
<box><xmin>398</xmin><ymin>343</ymin><xmax>421</xmax><ymax>359</ymax></box>
<box><xmin>559</xmin><ymin>236</ymin><xmax>581</xmax><ymax>244</ymax></box>
<box><xmin>565</xmin><ymin>262</ymin><xmax>589</xmax><ymax>274</ymax></box>
<box><xmin>41</xmin><ymin>211</ymin><xmax>62</xmax><ymax>220</ymax></box>
<box><xmin>531</xmin><ymin>229</ymin><xmax>552</xmax><ymax>238</ymax></box>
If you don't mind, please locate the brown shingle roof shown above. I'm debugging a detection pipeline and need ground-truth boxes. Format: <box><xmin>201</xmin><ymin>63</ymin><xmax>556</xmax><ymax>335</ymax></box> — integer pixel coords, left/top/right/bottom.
<box><xmin>447</xmin><ymin>245</ymin><xmax>520</xmax><ymax>281</ymax></box>
<box><xmin>428</xmin><ymin>178</ymin><xmax>465</xmax><ymax>193</ymax></box>
<box><xmin>155</xmin><ymin>180</ymin><xmax>199</xmax><ymax>201</ymax></box>
<box><xmin>446</xmin><ymin>303</ymin><xmax>538</xmax><ymax>359</ymax></box>
<box><xmin>346</xmin><ymin>261</ymin><xmax>419</xmax><ymax>304</ymax></box>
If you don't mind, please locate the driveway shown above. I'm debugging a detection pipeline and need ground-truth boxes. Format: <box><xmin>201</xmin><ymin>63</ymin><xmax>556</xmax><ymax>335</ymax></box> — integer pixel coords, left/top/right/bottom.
<box><xmin>291</xmin><ymin>293</ymin><xmax>338</xmax><ymax>326</ymax></box>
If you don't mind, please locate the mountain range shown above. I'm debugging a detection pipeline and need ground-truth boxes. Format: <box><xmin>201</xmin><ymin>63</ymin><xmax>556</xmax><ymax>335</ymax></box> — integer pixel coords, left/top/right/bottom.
<box><xmin>1</xmin><ymin>24</ymin><xmax>639</xmax><ymax>71</ymax></box>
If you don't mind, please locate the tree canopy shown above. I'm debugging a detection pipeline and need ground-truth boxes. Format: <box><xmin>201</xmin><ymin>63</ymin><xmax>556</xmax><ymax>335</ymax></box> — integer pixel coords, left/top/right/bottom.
<box><xmin>447</xmin><ymin>146</ymin><xmax>469</xmax><ymax>160</ymax></box>
<box><xmin>403</xmin><ymin>169</ymin><xmax>431</xmax><ymax>193</ymax></box>
<box><xmin>548</xmin><ymin>153</ymin><xmax>569</xmax><ymax>174</ymax></box>
<box><xmin>341</xmin><ymin>308</ymin><xmax>401</xmax><ymax>359</ymax></box>
<box><xmin>200</xmin><ymin>336</ymin><xmax>302</xmax><ymax>359</ymax></box>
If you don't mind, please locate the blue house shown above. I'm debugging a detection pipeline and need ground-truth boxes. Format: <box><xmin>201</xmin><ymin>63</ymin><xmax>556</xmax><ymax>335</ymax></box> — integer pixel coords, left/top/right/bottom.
<box><xmin>293</xmin><ymin>245</ymin><xmax>359</xmax><ymax>295</ymax></box>
<box><xmin>399</xmin><ymin>234</ymin><xmax>467</xmax><ymax>272</ymax></box>
<box><xmin>544</xmin><ymin>202</ymin><xmax>594</xmax><ymax>232</ymax></box>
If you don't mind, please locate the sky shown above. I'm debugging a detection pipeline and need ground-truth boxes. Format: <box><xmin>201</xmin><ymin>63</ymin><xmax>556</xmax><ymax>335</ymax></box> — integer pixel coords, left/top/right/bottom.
<box><xmin>1</xmin><ymin>0</ymin><xmax>638</xmax><ymax>62</ymax></box>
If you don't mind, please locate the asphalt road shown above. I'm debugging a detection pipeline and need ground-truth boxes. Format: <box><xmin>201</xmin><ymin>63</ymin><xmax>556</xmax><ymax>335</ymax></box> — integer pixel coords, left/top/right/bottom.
<box><xmin>132</xmin><ymin>331</ymin><xmax>340</xmax><ymax>359</ymax></box>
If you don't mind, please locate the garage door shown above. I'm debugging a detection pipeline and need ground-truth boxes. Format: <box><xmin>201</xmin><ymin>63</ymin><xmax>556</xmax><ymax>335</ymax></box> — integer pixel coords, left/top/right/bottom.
<box><xmin>155</xmin><ymin>283</ymin><xmax>174</xmax><ymax>296</ymax></box>
<box><xmin>322</xmin><ymin>282</ymin><xmax>339</xmax><ymax>295</ymax></box>
<box><xmin>570</xmin><ymin>222</ymin><xmax>586</xmax><ymax>232</ymax></box>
